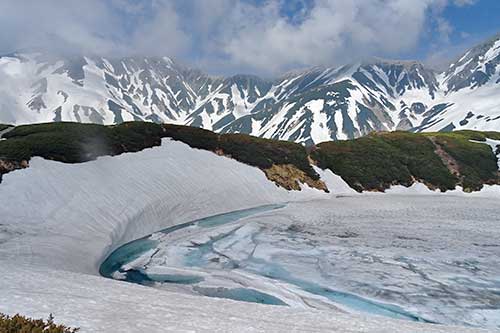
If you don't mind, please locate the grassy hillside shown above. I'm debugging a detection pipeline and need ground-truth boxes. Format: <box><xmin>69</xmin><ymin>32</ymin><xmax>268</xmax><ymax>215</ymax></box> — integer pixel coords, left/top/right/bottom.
<box><xmin>312</xmin><ymin>131</ymin><xmax>500</xmax><ymax>192</ymax></box>
<box><xmin>0</xmin><ymin>122</ymin><xmax>321</xmax><ymax>190</ymax></box>
<box><xmin>0</xmin><ymin>124</ymin><xmax>12</xmax><ymax>132</ymax></box>
<box><xmin>1</xmin><ymin>122</ymin><xmax>498</xmax><ymax>192</ymax></box>
<box><xmin>219</xmin><ymin>134</ymin><xmax>319</xmax><ymax>181</ymax></box>
<box><xmin>0</xmin><ymin>122</ymin><xmax>163</xmax><ymax>162</ymax></box>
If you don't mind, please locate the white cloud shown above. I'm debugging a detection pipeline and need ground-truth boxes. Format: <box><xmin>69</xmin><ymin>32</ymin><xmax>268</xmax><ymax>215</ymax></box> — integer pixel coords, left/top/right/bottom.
<box><xmin>221</xmin><ymin>0</ymin><xmax>446</xmax><ymax>73</ymax></box>
<box><xmin>453</xmin><ymin>0</ymin><xmax>478</xmax><ymax>7</ymax></box>
<box><xmin>129</xmin><ymin>1</ymin><xmax>190</xmax><ymax>57</ymax></box>
<box><xmin>436</xmin><ymin>17</ymin><xmax>454</xmax><ymax>43</ymax></box>
<box><xmin>0</xmin><ymin>1</ymin><xmax>124</xmax><ymax>55</ymax></box>
<box><xmin>0</xmin><ymin>0</ymin><xmax>480</xmax><ymax>75</ymax></box>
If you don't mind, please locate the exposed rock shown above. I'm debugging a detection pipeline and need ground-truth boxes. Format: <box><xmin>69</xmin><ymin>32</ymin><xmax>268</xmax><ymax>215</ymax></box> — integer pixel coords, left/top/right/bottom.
<box><xmin>0</xmin><ymin>159</ymin><xmax>29</xmax><ymax>183</ymax></box>
<box><xmin>263</xmin><ymin>164</ymin><xmax>328</xmax><ymax>192</ymax></box>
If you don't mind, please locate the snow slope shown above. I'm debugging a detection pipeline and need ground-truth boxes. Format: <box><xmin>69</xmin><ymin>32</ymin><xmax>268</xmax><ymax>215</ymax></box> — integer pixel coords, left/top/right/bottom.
<box><xmin>0</xmin><ymin>262</ymin><xmax>485</xmax><ymax>333</ymax></box>
<box><xmin>0</xmin><ymin>139</ymin><xmax>313</xmax><ymax>274</ymax></box>
<box><xmin>0</xmin><ymin>140</ymin><xmax>496</xmax><ymax>332</ymax></box>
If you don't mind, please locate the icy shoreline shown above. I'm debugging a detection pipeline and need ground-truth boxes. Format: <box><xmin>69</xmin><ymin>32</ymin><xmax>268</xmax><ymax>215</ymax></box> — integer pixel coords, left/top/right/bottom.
<box><xmin>101</xmin><ymin>194</ymin><xmax>500</xmax><ymax>328</ymax></box>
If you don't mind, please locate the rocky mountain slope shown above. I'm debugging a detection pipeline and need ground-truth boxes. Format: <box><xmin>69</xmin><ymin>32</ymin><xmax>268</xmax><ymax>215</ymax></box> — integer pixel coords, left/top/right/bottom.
<box><xmin>0</xmin><ymin>34</ymin><xmax>499</xmax><ymax>144</ymax></box>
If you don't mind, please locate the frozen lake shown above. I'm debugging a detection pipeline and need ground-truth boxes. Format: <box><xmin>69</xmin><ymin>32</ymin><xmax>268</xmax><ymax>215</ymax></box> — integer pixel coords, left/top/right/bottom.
<box><xmin>101</xmin><ymin>194</ymin><xmax>500</xmax><ymax>329</ymax></box>
<box><xmin>1</xmin><ymin>140</ymin><xmax>494</xmax><ymax>332</ymax></box>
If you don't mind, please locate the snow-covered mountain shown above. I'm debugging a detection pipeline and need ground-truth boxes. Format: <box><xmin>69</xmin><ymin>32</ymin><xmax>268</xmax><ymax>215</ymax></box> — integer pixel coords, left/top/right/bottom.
<box><xmin>1</xmin><ymin>34</ymin><xmax>500</xmax><ymax>144</ymax></box>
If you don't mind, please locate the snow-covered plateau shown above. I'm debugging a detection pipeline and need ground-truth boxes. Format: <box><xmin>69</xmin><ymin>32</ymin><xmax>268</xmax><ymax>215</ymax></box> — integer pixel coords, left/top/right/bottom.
<box><xmin>0</xmin><ymin>139</ymin><xmax>499</xmax><ymax>332</ymax></box>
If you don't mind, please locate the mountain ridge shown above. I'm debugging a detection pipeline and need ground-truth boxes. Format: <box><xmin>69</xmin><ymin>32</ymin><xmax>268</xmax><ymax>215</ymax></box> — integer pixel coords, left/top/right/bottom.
<box><xmin>1</xmin><ymin>33</ymin><xmax>499</xmax><ymax>144</ymax></box>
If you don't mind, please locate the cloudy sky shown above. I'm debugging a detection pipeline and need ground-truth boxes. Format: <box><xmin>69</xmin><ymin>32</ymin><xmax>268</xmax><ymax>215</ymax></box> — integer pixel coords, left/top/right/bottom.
<box><xmin>0</xmin><ymin>0</ymin><xmax>498</xmax><ymax>75</ymax></box>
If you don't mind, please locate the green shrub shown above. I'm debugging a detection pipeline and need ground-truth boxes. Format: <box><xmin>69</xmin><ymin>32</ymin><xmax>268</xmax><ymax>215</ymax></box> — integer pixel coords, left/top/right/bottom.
<box><xmin>313</xmin><ymin>130</ymin><xmax>500</xmax><ymax>192</ymax></box>
<box><xmin>219</xmin><ymin>134</ymin><xmax>318</xmax><ymax>180</ymax></box>
<box><xmin>312</xmin><ymin>132</ymin><xmax>454</xmax><ymax>191</ymax></box>
<box><xmin>0</xmin><ymin>121</ymin><xmax>319</xmax><ymax>183</ymax></box>
<box><xmin>108</xmin><ymin>122</ymin><xmax>164</xmax><ymax>154</ymax></box>
<box><xmin>1</xmin><ymin>122</ymin><xmax>113</xmax><ymax>162</ymax></box>
<box><xmin>430</xmin><ymin>132</ymin><xmax>499</xmax><ymax>191</ymax></box>
<box><xmin>0</xmin><ymin>313</ymin><xmax>79</xmax><ymax>333</ymax></box>
<box><xmin>444</xmin><ymin>130</ymin><xmax>500</xmax><ymax>141</ymax></box>
<box><xmin>381</xmin><ymin>132</ymin><xmax>459</xmax><ymax>190</ymax></box>
<box><xmin>162</xmin><ymin>124</ymin><xmax>219</xmax><ymax>151</ymax></box>
<box><xmin>1</xmin><ymin>121</ymin><xmax>497</xmax><ymax>192</ymax></box>
<box><xmin>0</xmin><ymin>124</ymin><xmax>12</xmax><ymax>132</ymax></box>
<box><xmin>0</xmin><ymin>122</ymin><xmax>164</xmax><ymax>162</ymax></box>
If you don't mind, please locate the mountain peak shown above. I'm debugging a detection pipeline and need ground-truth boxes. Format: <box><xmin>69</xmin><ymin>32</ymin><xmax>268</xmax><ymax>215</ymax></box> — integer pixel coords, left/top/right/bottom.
<box><xmin>1</xmin><ymin>32</ymin><xmax>500</xmax><ymax>143</ymax></box>
<box><xmin>444</xmin><ymin>33</ymin><xmax>500</xmax><ymax>93</ymax></box>
<box><xmin>360</xmin><ymin>57</ymin><xmax>426</xmax><ymax>68</ymax></box>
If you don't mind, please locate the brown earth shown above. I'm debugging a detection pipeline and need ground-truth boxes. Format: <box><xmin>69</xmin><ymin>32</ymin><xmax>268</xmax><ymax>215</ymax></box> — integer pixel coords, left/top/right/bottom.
<box><xmin>428</xmin><ymin>136</ymin><xmax>461</xmax><ymax>177</ymax></box>
<box><xmin>0</xmin><ymin>159</ymin><xmax>29</xmax><ymax>180</ymax></box>
<box><xmin>263</xmin><ymin>164</ymin><xmax>328</xmax><ymax>192</ymax></box>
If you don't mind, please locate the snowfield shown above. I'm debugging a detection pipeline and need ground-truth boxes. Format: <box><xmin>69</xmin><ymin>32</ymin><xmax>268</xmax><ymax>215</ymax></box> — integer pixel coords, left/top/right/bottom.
<box><xmin>0</xmin><ymin>262</ymin><xmax>490</xmax><ymax>333</ymax></box>
<box><xmin>0</xmin><ymin>139</ymin><xmax>498</xmax><ymax>332</ymax></box>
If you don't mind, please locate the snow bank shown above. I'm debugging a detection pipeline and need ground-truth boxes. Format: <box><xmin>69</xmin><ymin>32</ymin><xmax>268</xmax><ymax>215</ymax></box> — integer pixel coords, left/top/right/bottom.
<box><xmin>0</xmin><ymin>139</ymin><xmax>325</xmax><ymax>274</ymax></box>
<box><xmin>383</xmin><ymin>183</ymin><xmax>500</xmax><ymax>197</ymax></box>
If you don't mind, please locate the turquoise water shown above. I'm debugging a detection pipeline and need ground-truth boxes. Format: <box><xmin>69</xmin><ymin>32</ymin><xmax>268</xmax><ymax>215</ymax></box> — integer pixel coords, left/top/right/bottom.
<box><xmin>195</xmin><ymin>205</ymin><xmax>285</xmax><ymax>228</ymax></box>
<box><xmin>100</xmin><ymin>204</ymin><xmax>285</xmax><ymax>279</ymax></box>
<box><xmin>184</xmin><ymin>228</ymin><xmax>241</xmax><ymax>268</ymax></box>
<box><xmin>100</xmin><ymin>237</ymin><xmax>158</xmax><ymax>279</ymax></box>
<box><xmin>251</xmin><ymin>260</ymin><xmax>431</xmax><ymax>322</ymax></box>
<box><xmin>146</xmin><ymin>273</ymin><xmax>205</xmax><ymax>284</ymax></box>
<box><xmin>100</xmin><ymin>203</ymin><xmax>430</xmax><ymax>321</ymax></box>
<box><xmin>100</xmin><ymin>204</ymin><xmax>287</xmax><ymax>306</ymax></box>
<box><xmin>193</xmin><ymin>286</ymin><xmax>287</xmax><ymax>306</ymax></box>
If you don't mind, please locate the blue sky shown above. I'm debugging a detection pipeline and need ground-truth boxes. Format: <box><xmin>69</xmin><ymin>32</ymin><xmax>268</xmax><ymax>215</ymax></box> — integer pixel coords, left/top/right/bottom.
<box><xmin>417</xmin><ymin>0</ymin><xmax>500</xmax><ymax>67</ymax></box>
<box><xmin>0</xmin><ymin>0</ymin><xmax>498</xmax><ymax>75</ymax></box>
<box><xmin>442</xmin><ymin>0</ymin><xmax>499</xmax><ymax>40</ymax></box>
<box><xmin>274</xmin><ymin>0</ymin><xmax>499</xmax><ymax>68</ymax></box>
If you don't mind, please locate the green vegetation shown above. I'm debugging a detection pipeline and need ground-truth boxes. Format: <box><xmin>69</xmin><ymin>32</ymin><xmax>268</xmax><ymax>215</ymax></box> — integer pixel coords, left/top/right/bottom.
<box><xmin>312</xmin><ymin>131</ymin><xmax>500</xmax><ymax>192</ymax></box>
<box><xmin>0</xmin><ymin>313</ymin><xmax>79</xmax><ymax>333</ymax></box>
<box><xmin>0</xmin><ymin>124</ymin><xmax>12</xmax><ymax>132</ymax></box>
<box><xmin>427</xmin><ymin>131</ymin><xmax>500</xmax><ymax>191</ymax></box>
<box><xmin>1</xmin><ymin>122</ymin><xmax>109</xmax><ymax>162</ymax></box>
<box><xmin>219</xmin><ymin>134</ymin><xmax>318</xmax><ymax>180</ymax></box>
<box><xmin>436</xmin><ymin>130</ymin><xmax>500</xmax><ymax>141</ymax></box>
<box><xmin>0</xmin><ymin>122</ymin><xmax>498</xmax><ymax>192</ymax></box>
<box><xmin>0</xmin><ymin>122</ymin><xmax>318</xmax><ymax>186</ymax></box>
<box><xmin>0</xmin><ymin>122</ymin><xmax>163</xmax><ymax>162</ymax></box>
<box><xmin>161</xmin><ymin>125</ymin><xmax>317</xmax><ymax>179</ymax></box>
<box><xmin>312</xmin><ymin>132</ymin><xmax>457</xmax><ymax>192</ymax></box>
<box><xmin>163</xmin><ymin>124</ymin><xmax>219</xmax><ymax>151</ymax></box>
